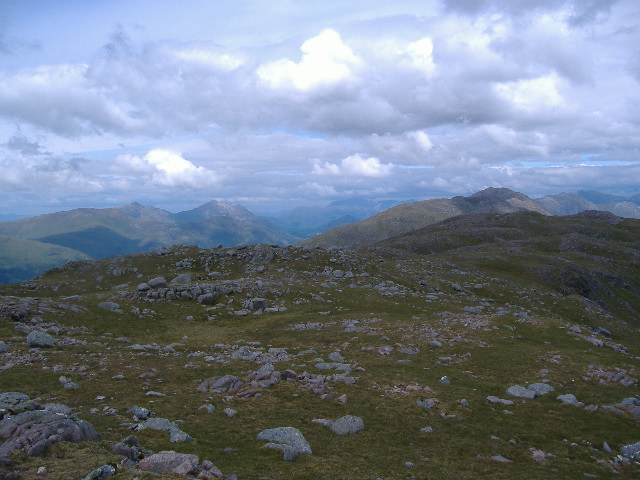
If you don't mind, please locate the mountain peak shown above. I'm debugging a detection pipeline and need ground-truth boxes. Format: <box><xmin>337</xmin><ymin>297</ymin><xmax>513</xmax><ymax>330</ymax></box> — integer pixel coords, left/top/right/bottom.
<box><xmin>173</xmin><ymin>200</ymin><xmax>256</xmax><ymax>223</ymax></box>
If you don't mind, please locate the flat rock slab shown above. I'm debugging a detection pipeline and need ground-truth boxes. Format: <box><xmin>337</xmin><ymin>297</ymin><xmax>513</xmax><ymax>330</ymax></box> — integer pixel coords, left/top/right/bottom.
<box><xmin>256</xmin><ymin>427</ymin><xmax>312</xmax><ymax>461</ymax></box>
<box><xmin>138</xmin><ymin>450</ymin><xmax>199</xmax><ymax>475</ymax></box>
<box><xmin>0</xmin><ymin>410</ymin><xmax>100</xmax><ymax>465</ymax></box>
<box><xmin>26</xmin><ymin>330</ymin><xmax>57</xmax><ymax>348</ymax></box>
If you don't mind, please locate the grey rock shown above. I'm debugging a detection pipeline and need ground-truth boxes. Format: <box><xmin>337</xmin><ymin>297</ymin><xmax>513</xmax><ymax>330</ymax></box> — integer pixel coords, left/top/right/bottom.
<box><xmin>527</xmin><ymin>383</ymin><xmax>555</xmax><ymax>396</ymax></box>
<box><xmin>147</xmin><ymin>276</ymin><xmax>168</xmax><ymax>288</ymax></box>
<box><xmin>506</xmin><ymin>385</ymin><xmax>536</xmax><ymax>399</ymax></box>
<box><xmin>245</xmin><ymin>297</ymin><xmax>267</xmax><ymax>311</ymax></box>
<box><xmin>230</xmin><ymin>346</ymin><xmax>257</xmax><ymax>362</ymax></box>
<box><xmin>315</xmin><ymin>362</ymin><xmax>351</xmax><ymax>373</ymax></box>
<box><xmin>137</xmin><ymin>283</ymin><xmax>150</xmax><ymax>292</ymax></box>
<box><xmin>135</xmin><ymin>417</ymin><xmax>192</xmax><ymax>443</ymax></box>
<box><xmin>127</xmin><ymin>406</ymin><xmax>155</xmax><ymax>420</ymax></box>
<box><xmin>0</xmin><ymin>341</ymin><xmax>6</xmax><ymax>353</ymax></box>
<box><xmin>491</xmin><ymin>455</ymin><xmax>512</xmax><ymax>463</ymax></box>
<box><xmin>330</xmin><ymin>415</ymin><xmax>364</xmax><ymax>436</ymax></box>
<box><xmin>620</xmin><ymin>441</ymin><xmax>640</xmax><ymax>460</ymax></box>
<box><xmin>557</xmin><ymin>393</ymin><xmax>580</xmax><ymax>405</ymax></box>
<box><xmin>592</xmin><ymin>326</ymin><xmax>612</xmax><ymax>338</ymax></box>
<box><xmin>138</xmin><ymin>450</ymin><xmax>199</xmax><ymax>475</ymax></box>
<box><xmin>197</xmin><ymin>375</ymin><xmax>244</xmax><ymax>393</ymax></box>
<box><xmin>486</xmin><ymin>396</ymin><xmax>514</xmax><ymax>406</ymax></box>
<box><xmin>97</xmin><ymin>302</ymin><xmax>121</xmax><ymax>313</ymax></box>
<box><xmin>256</xmin><ymin>427</ymin><xmax>312</xmax><ymax>461</ymax></box>
<box><xmin>199</xmin><ymin>404</ymin><xmax>216</xmax><ymax>414</ymax></box>
<box><xmin>428</xmin><ymin>340</ymin><xmax>443</xmax><ymax>348</ymax></box>
<box><xmin>63</xmin><ymin>381</ymin><xmax>80</xmax><ymax>390</ymax></box>
<box><xmin>26</xmin><ymin>330</ymin><xmax>57</xmax><ymax>348</ymax></box>
<box><xmin>0</xmin><ymin>410</ymin><xmax>100</xmax><ymax>465</ymax></box>
<box><xmin>223</xmin><ymin>408</ymin><xmax>238</xmax><ymax>418</ymax></box>
<box><xmin>420</xmin><ymin>426</ymin><xmax>434</xmax><ymax>433</ymax></box>
<box><xmin>171</xmin><ymin>273</ymin><xmax>192</xmax><ymax>283</ymax></box>
<box><xmin>42</xmin><ymin>403</ymin><xmax>72</xmax><ymax>415</ymax></box>
<box><xmin>416</xmin><ymin>399</ymin><xmax>436</xmax><ymax>410</ymax></box>
<box><xmin>328</xmin><ymin>351</ymin><xmax>345</xmax><ymax>362</ymax></box>
<box><xmin>81</xmin><ymin>464</ymin><xmax>116</xmax><ymax>480</ymax></box>
<box><xmin>439</xmin><ymin>376</ymin><xmax>451</xmax><ymax>385</ymax></box>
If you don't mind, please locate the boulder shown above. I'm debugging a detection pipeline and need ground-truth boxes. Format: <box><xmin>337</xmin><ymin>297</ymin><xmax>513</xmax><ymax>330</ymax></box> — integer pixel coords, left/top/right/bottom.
<box><xmin>171</xmin><ymin>273</ymin><xmax>192</xmax><ymax>283</ymax></box>
<box><xmin>133</xmin><ymin>417</ymin><xmax>192</xmax><ymax>443</ymax></box>
<box><xmin>256</xmin><ymin>427</ymin><xmax>312</xmax><ymax>461</ymax></box>
<box><xmin>81</xmin><ymin>464</ymin><xmax>116</xmax><ymax>480</ymax></box>
<box><xmin>621</xmin><ymin>441</ymin><xmax>640</xmax><ymax>460</ymax></box>
<box><xmin>138</xmin><ymin>450</ymin><xmax>199</xmax><ymax>475</ymax></box>
<box><xmin>0</xmin><ymin>341</ymin><xmax>6</xmax><ymax>353</ymax></box>
<box><xmin>26</xmin><ymin>330</ymin><xmax>57</xmax><ymax>348</ymax></box>
<box><xmin>147</xmin><ymin>276</ymin><xmax>168</xmax><ymax>288</ymax></box>
<box><xmin>506</xmin><ymin>385</ymin><xmax>536</xmax><ymax>399</ymax></box>
<box><xmin>330</xmin><ymin>415</ymin><xmax>365</xmax><ymax>436</ymax></box>
<box><xmin>97</xmin><ymin>302</ymin><xmax>121</xmax><ymax>313</ymax></box>
<box><xmin>197</xmin><ymin>375</ymin><xmax>244</xmax><ymax>394</ymax></box>
<box><xmin>231</xmin><ymin>346</ymin><xmax>257</xmax><ymax>361</ymax></box>
<box><xmin>0</xmin><ymin>410</ymin><xmax>100</xmax><ymax>465</ymax></box>
<box><xmin>527</xmin><ymin>383</ymin><xmax>555</xmax><ymax>396</ymax></box>
<box><xmin>557</xmin><ymin>393</ymin><xmax>581</xmax><ymax>405</ymax></box>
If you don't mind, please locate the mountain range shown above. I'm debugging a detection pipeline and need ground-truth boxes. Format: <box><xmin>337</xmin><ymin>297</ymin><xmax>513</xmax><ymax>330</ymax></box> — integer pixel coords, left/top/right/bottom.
<box><xmin>1</xmin><ymin>188</ymin><xmax>639</xmax><ymax>283</ymax></box>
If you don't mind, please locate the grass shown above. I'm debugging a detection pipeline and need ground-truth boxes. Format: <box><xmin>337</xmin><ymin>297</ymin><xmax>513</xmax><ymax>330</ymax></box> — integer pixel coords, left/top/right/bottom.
<box><xmin>1</xmin><ymin>237</ymin><xmax>640</xmax><ymax>479</ymax></box>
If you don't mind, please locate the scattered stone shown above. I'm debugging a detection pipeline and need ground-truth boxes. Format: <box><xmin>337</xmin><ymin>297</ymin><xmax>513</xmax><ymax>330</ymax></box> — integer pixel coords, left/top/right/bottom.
<box><xmin>147</xmin><ymin>276</ymin><xmax>168</xmax><ymax>288</ymax></box>
<box><xmin>133</xmin><ymin>417</ymin><xmax>192</xmax><ymax>443</ymax></box>
<box><xmin>230</xmin><ymin>346</ymin><xmax>257</xmax><ymax>362</ymax></box>
<box><xmin>491</xmin><ymin>455</ymin><xmax>512</xmax><ymax>463</ymax></box>
<box><xmin>527</xmin><ymin>383</ymin><xmax>555</xmax><ymax>396</ymax></box>
<box><xmin>620</xmin><ymin>441</ymin><xmax>640</xmax><ymax>460</ymax></box>
<box><xmin>127</xmin><ymin>406</ymin><xmax>155</xmax><ymax>421</ymax></box>
<box><xmin>0</xmin><ymin>410</ymin><xmax>100</xmax><ymax>465</ymax></box>
<box><xmin>26</xmin><ymin>330</ymin><xmax>57</xmax><ymax>348</ymax></box>
<box><xmin>330</xmin><ymin>415</ymin><xmax>364</xmax><ymax>436</ymax></box>
<box><xmin>506</xmin><ymin>385</ymin><xmax>536</xmax><ymax>399</ymax></box>
<box><xmin>420</xmin><ymin>426</ymin><xmax>433</xmax><ymax>433</ymax></box>
<box><xmin>256</xmin><ymin>427</ymin><xmax>312</xmax><ymax>461</ymax></box>
<box><xmin>0</xmin><ymin>341</ymin><xmax>7</xmax><ymax>353</ymax></box>
<box><xmin>199</xmin><ymin>404</ymin><xmax>216</xmax><ymax>414</ymax></box>
<box><xmin>439</xmin><ymin>376</ymin><xmax>451</xmax><ymax>385</ymax></box>
<box><xmin>138</xmin><ymin>450</ymin><xmax>199</xmax><ymax>475</ymax></box>
<box><xmin>223</xmin><ymin>408</ymin><xmax>238</xmax><ymax>418</ymax></box>
<box><xmin>81</xmin><ymin>464</ymin><xmax>116</xmax><ymax>480</ymax></box>
<box><xmin>197</xmin><ymin>375</ymin><xmax>244</xmax><ymax>393</ymax></box>
<box><xmin>486</xmin><ymin>396</ymin><xmax>514</xmax><ymax>406</ymax></box>
<box><xmin>328</xmin><ymin>351</ymin><xmax>345</xmax><ymax>362</ymax></box>
<box><xmin>557</xmin><ymin>394</ymin><xmax>581</xmax><ymax>405</ymax></box>
<box><xmin>428</xmin><ymin>340</ymin><xmax>443</xmax><ymax>348</ymax></box>
<box><xmin>97</xmin><ymin>302</ymin><xmax>122</xmax><ymax>313</ymax></box>
<box><xmin>416</xmin><ymin>399</ymin><xmax>436</xmax><ymax>410</ymax></box>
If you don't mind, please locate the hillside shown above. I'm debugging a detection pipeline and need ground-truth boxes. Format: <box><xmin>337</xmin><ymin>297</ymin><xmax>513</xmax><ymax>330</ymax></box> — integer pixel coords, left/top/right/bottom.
<box><xmin>537</xmin><ymin>191</ymin><xmax>640</xmax><ymax>219</ymax></box>
<box><xmin>0</xmin><ymin>201</ymin><xmax>301</xmax><ymax>283</ymax></box>
<box><xmin>298</xmin><ymin>187</ymin><xmax>551</xmax><ymax>249</ymax></box>
<box><xmin>1</xmin><ymin>212</ymin><xmax>640</xmax><ymax>479</ymax></box>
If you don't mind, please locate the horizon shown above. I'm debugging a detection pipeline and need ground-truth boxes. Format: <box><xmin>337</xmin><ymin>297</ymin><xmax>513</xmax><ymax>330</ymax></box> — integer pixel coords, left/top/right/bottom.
<box><xmin>1</xmin><ymin>1</ymin><xmax>639</xmax><ymax>216</ymax></box>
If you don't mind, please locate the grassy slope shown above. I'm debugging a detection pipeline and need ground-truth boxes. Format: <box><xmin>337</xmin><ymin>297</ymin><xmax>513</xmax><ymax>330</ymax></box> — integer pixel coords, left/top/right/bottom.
<box><xmin>0</xmin><ymin>214</ymin><xmax>639</xmax><ymax>479</ymax></box>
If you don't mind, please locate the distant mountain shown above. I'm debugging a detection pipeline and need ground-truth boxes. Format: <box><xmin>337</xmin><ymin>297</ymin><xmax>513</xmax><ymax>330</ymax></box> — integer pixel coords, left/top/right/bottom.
<box><xmin>0</xmin><ymin>200</ymin><xmax>301</xmax><ymax>283</ymax></box>
<box><xmin>297</xmin><ymin>187</ymin><xmax>550</xmax><ymax>249</ymax></box>
<box><xmin>265</xmin><ymin>198</ymin><xmax>403</xmax><ymax>237</ymax></box>
<box><xmin>537</xmin><ymin>191</ymin><xmax>640</xmax><ymax>219</ymax></box>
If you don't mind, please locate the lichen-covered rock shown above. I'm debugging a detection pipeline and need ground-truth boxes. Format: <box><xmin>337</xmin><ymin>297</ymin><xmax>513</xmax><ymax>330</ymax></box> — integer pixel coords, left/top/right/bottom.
<box><xmin>26</xmin><ymin>330</ymin><xmax>57</xmax><ymax>348</ymax></box>
<box><xmin>0</xmin><ymin>410</ymin><xmax>100</xmax><ymax>465</ymax></box>
<box><xmin>256</xmin><ymin>427</ymin><xmax>312</xmax><ymax>461</ymax></box>
<box><xmin>330</xmin><ymin>415</ymin><xmax>365</xmax><ymax>436</ymax></box>
<box><xmin>137</xmin><ymin>450</ymin><xmax>199</xmax><ymax>475</ymax></box>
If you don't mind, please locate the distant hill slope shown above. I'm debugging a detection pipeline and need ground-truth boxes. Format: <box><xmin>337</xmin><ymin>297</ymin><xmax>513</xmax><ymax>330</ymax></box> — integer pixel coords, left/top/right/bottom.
<box><xmin>536</xmin><ymin>191</ymin><xmax>640</xmax><ymax>219</ymax></box>
<box><xmin>0</xmin><ymin>235</ymin><xmax>90</xmax><ymax>284</ymax></box>
<box><xmin>0</xmin><ymin>200</ymin><xmax>301</xmax><ymax>283</ymax></box>
<box><xmin>375</xmin><ymin>210</ymin><xmax>640</xmax><ymax>320</ymax></box>
<box><xmin>297</xmin><ymin>187</ymin><xmax>550</xmax><ymax>249</ymax></box>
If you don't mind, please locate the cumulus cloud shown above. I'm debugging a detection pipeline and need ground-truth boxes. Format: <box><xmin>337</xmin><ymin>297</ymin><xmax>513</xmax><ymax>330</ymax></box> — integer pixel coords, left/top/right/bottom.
<box><xmin>113</xmin><ymin>149</ymin><xmax>220</xmax><ymax>188</ymax></box>
<box><xmin>256</xmin><ymin>29</ymin><xmax>360</xmax><ymax>91</ymax></box>
<box><xmin>313</xmin><ymin>154</ymin><xmax>394</xmax><ymax>178</ymax></box>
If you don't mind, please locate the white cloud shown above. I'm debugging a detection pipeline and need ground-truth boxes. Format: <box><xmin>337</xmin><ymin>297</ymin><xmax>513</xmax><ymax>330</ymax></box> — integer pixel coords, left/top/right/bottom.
<box><xmin>257</xmin><ymin>29</ymin><xmax>360</xmax><ymax>91</ymax></box>
<box><xmin>313</xmin><ymin>154</ymin><xmax>394</xmax><ymax>178</ymax></box>
<box><xmin>495</xmin><ymin>74</ymin><xmax>566</xmax><ymax>111</ymax></box>
<box><xmin>408</xmin><ymin>131</ymin><xmax>434</xmax><ymax>152</ymax></box>
<box><xmin>114</xmin><ymin>149</ymin><xmax>221</xmax><ymax>188</ymax></box>
<box><xmin>303</xmin><ymin>181</ymin><xmax>338</xmax><ymax>196</ymax></box>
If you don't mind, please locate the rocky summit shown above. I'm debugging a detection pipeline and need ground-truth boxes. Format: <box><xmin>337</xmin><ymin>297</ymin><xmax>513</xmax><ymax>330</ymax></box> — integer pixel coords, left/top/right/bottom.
<box><xmin>0</xmin><ymin>210</ymin><xmax>640</xmax><ymax>479</ymax></box>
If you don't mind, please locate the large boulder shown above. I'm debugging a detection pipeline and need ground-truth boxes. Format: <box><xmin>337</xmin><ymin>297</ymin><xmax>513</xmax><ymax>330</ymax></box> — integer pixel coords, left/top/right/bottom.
<box><xmin>137</xmin><ymin>450</ymin><xmax>199</xmax><ymax>475</ymax></box>
<box><xmin>506</xmin><ymin>385</ymin><xmax>536</xmax><ymax>399</ymax></box>
<box><xmin>0</xmin><ymin>392</ymin><xmax>39</xmax><ymax>416</ymax></box>
<box><xmin>147</xmin><ymin>276</ymin><xmax>168</xmax><ymax>288</ymax></box>
<box><xmin>256</xmin><ymin>427</ymin><xmax>312</xmax><ymax>461</ymax></box>
<box><xmin>0</xmin><ymin>410</ymin><xmax>100</xmax><ymax>465</ymax></box>
<box><xmin>26</xmin><ymin>331</ymin><xmax>57</xmax><ymax>348</ymax></box>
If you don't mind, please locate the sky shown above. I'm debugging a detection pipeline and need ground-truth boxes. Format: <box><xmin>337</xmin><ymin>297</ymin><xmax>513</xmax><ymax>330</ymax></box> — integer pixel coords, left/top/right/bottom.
<box><xmin>1</xmin><ymin>0</ymin><xmax>639</xmax><ymax>216</ymax></box>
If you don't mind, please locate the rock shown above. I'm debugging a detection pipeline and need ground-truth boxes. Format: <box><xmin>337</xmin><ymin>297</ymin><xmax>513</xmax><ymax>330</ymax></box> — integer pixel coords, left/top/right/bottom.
<box><xmin>557</xmin><ymin>393</ymin><xmax>581</xmax><ymax>405</ymax></box>
<box><xmin>256</xmin><ymin>427</ymin><xmax>312</xmax><ymax>461</ymax></box>
<box><xmin>416</xmin><ymin>399</ymin><xmax>436</xmax><ymax>410</ymax></box>
<box><xmin>330</xmin><ymin>415</ymin><xmax>364</xmax><ymax>436</ymax></box>
<box><xmin>127</xmin><ymin>406</ymin><xmax>155</xmax><ymax>420</ymax></box>
<box><xmin>147</xmin><ymin>276</ymin><xmax>168</xmax><ymax>288</ymax></box>
<box><xmin>199</xmin><ymin>404</ymin><xmax>216</xmax><ymax>414</ymax></box>
<box><xmin>0</xmin><ymin>341</ymin><xmax>6</xmax><ymax>353</ymax></box>
<box><xmin>223</xmin><ymin>408</ymin><xmax>238</xmax><ymax>418</ymax></box>
<box><xmin>328</xmin><ymin>351</ymin><xmax>345</xmax><ymax>362</ymax></box>
<box><xmin>486</xmin><ymin>396</ymin><xmax>514</xmax><ymax>406</ymax></box>
<box><xmin>315</xmin><ymin>362</ymin><xmax>351</xmax><ymax>373</ymax></box>
<box><xmin>0</xmin><ymin>392</ymin><xmax>34</xmax><ymax>415</ymax></box>
<box><xmin>506</xmin><ymin>385</ymin><xmax>536</xmax><ymax>399</ymax></box>
<box><xmin>171</xmin><ymin>273</ymin><xmax>192</xmax><ymax>283</ymax></box>
<box><xmin>138</xmin><ymin>450</ymin><xmax>199</xmax><ymax>475</ymax></box>
<box><xmin>26</xmin><ymin>330</ymin><xmax>57</xmax><ymax>348</ymax></box>
<box><xmin>230</xmin><ymin>346</ymin><xmax>257</xmax><ymax>362</ymax></box>
<box><xmin>491</xmin><ymin>455</ymin><xmax>512</xmax><ymax>463</ymax></box>
<box><xmin>245</xmin><ymin>298</ymin><xmax>267</xmax><ymax>311</ymax></box>
<box><xmin>592</xmin><ymin>326</ymin><xmax>612</xmax><ymax>338</ymax></box>
<box><xmin>134</xmin><ymin>417</ymin><xmax>192</xmax><ymax>443</ymax></box>
<box><xmin>97</xmin><ymin>302</ymin><xmax>122</xmax><ymax>313</ymax></box>
<box><xmin>42</xmin><ymin>403</ymin><xmax>72</xmax><ymax>415</ymax></box>
<box><xmin>420</xmin><ymin>426</ymin><xmax>434</xmax><ymax>433</ymax></box>
<box><xmin>620</xmin><ymin>441</ymin><xmax>640</xmax><ymax>460</ymax></box>
<box><xmin>0</xmin><ymin>410</ymin><xmax>100</xmax><ymax>465</ymax></box>
<box><xmin>197</xmin><ymin>375</ymin><xmax>244</xmax><ymax>393</ymax></box>
<box><xmin>81</xmin><ymin>464</ymin><xmax>116</xmax><ymax>480</ymax></box>
<box><xmin>197</xmin><ymin>293</ymin><xmax>219</xmax><ymax>305</ymax></box>
<box><xmin>527</xmin><ymin>383</ymin><xmax>555</xmax><ymax>396</ymax></box>
<box><xmin>429</xmin><ymin>340</ymin><xmax>443</xmax><ymax>348</ymax></box>
<box><xmin>137</xmin><ymin>283</ymin><xmax>150</xmax><ymax>291</ymax></box>
<box><xmin>439</xmin><ymin>376</ymin><xmax>451</xmax><ymax>385</ymax></box>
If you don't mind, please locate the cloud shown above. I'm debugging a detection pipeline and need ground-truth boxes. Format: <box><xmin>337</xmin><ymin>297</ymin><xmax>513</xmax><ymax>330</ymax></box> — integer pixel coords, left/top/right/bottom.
<box><xmin>114</xmin><ymin>149</ymin><xmax>221</xmax><ymax>188</ymax></box>
<box><xmin>313</xmin><ymin>154</ymin><xmax>395</xmax><ymax>178</ymax></box>
<box><xmin>257</xmin><ymin>29</ymin><xmax>360</xmax><ymax>91</ymax></box>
